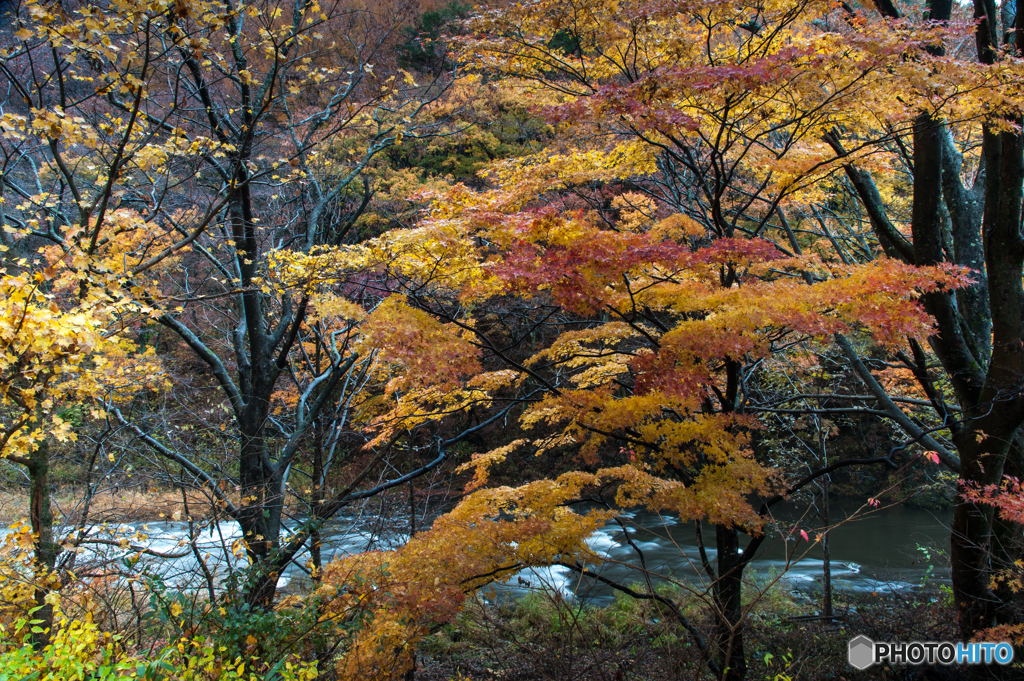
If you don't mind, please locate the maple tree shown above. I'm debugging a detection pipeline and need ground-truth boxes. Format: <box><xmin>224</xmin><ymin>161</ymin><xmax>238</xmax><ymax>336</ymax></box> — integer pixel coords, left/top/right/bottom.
<box><xmin>282</xmin><ymin>3</ymin><xmax>989</xmax><ymax>677</ymax></box>
<box><xmin>447</xmin><ymin>0</ymin><xmax>1024</xmax><ymax>651</ymax></box>
<box><xmin>371</xmin><ymin>3</ymin><xmax>987</xmax><ymax>679</ymax></box>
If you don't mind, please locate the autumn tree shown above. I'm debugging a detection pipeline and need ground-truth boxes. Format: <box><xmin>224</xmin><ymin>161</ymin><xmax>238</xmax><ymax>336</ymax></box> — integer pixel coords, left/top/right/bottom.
<box><xmin>825</xmin><ymin>0</ymin><xmax>1024</xmax><ymax>645</ymax></box>
<box><xmin>450</xmin><ymin>0</ymin><xmax>1024</xmax><ymax>652</ymax></box>
<box><xmin>0</xmin><ymin>267</ymin><xmax>158</xmax><ymax>644</ymax></box>
<box><xmin>257</xmin><ymin>3</ymin><xmax>995</xmax><ymax>678</ymax></box>
<box><xmin>356</xmin><ymin>3</ymin><xmax>964</xmax><ymax>678</ymax></box>
<box><xmin>0</xmin><ymin>0</ymin><xmax>470</xmax><ymax>610</ymax></box>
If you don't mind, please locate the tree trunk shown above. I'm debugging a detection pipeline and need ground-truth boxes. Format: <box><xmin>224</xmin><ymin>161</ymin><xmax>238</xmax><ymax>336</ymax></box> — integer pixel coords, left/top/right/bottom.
<box><xmin>238</xmin><ymin>408</ymin><xmax>285</xmax><ymax>608</ymax></box>
<box><xmin>950</xmin><ymin>420</ymin><xmax>1015</xmax><ymax>638</ymax></box>
<box><xmin>311</xmin><ymin>418</ymin><xmax>324</xmax><ymax>579</ymax></box>
<box><xmin>947</xmin><ymin>117</ymin><xmax>1024</xmax><ymax>640</ymax></box>
<box><xmin>311</xmin><ymin>417</ymin><xmax>333</xmax><ymax>681</ymax></box>
<box><xmin>27</xmin><ymin>438</ymin><xmax>57</xmax><ymax>649</ymax></box>
<box><xmin>908</xmin><ymin>85</ymin><xmax>1024</xmax><ymax>642</ymax></box>
<box><xmin>715</xmin><ymin>525</ymin><xmax>747</xmax><ymax>681</ymax></box>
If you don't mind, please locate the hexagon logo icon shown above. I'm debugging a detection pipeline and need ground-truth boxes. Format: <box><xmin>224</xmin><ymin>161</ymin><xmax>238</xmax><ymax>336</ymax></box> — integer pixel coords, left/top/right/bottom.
<box><xmin>848</xmin><ymin>635</ymin><xmax>875</xmax><ymax>670</ymax></box>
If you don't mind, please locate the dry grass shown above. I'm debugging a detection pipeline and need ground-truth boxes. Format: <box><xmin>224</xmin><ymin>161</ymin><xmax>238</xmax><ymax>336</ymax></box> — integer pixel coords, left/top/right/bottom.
<box><xmin>0</xmin><ymin>487</ymin><xmax>229</xmax><ymax>526</ymax></box>
<box><xmin>0</xmin><ymin>486</ymin><xmax>316</xmax><ymax>527</ymax></box>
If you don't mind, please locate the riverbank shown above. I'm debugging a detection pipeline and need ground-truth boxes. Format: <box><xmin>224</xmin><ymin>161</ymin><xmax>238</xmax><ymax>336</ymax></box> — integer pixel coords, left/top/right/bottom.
<box><xmin>0</xmin><ymin>487</ymin><xmax>244</xmax><ymax>526</ymax></box>
<box><xmin>413</xmin><ymin>586</ymin><xmax>958</xmax><ymax>680</ymax></box>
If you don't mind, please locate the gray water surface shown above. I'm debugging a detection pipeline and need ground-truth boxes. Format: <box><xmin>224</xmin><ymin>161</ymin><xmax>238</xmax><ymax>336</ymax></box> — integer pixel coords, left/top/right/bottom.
<box><xmin>503</xmin><ymin>501</ymin><xmax>952</xmax><ymax>604</ymax></box>
<box><xmin>41</xmin><ymin>500</ymin><xmax>951</xmax><ymax>604</ymax></box>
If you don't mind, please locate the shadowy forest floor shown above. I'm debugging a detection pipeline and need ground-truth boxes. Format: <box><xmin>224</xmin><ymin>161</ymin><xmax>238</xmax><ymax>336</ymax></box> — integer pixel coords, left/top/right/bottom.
<box><xmin>409</xmin><ymin>585</ymin><xmax>973</xmax><ymax>681</ymax></box>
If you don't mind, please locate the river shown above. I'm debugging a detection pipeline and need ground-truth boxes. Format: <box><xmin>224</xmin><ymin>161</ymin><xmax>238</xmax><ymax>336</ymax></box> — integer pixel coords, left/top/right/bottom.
<box><xmin>505</xmin><ymin>501</ymin><xmax>952</xmax><ymax>604</ymax></box>
<box><xmin>53</xmin><ymin>499</ymin><xmax>950</xmax><ymax>605</ymax></box>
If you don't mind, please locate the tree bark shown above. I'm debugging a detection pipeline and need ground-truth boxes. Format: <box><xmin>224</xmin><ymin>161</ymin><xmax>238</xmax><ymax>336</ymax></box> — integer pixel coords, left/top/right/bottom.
<box><xmin>27</xmin><ymin>437</ymin><xmax>57</xmax><ymax>649</ymax></box>
<box><xmin>238</xmin><ymin>400</ymin><xmax>285</xmax><ymax>608</ymax></box>
<box><xmin>715</xmin><ymin>525</ymin><xmax>746</xmax><ymax>681</ymax></box>
<box><xmin>949</xmin><ymin>117</ymin><xmax>1024</xmax><ymax>640</ymax></box>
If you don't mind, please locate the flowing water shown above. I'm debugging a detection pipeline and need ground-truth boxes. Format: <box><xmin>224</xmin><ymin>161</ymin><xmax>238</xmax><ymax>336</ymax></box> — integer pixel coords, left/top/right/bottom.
<box><xmin>503</xmin><ymin>501</ymin><xmax>952</xmax><ymax>604</ymax></box>
<box><xmin>31</xmin><ymin>499</ymin><xmax>951</xmax><ymax>604</ymax></box>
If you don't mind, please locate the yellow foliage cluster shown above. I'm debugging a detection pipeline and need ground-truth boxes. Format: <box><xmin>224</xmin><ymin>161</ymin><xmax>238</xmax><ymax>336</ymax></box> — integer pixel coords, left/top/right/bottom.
<box><xmin>0</xmin><ymin>526</ymin><xmax>317</xmax><ymax>680</ymax></box>
<box><xmin>0</xmin><ymin>612</ymin><xmax>318</xmax><ymax>681</ymax></box>
<box><xmin>458</xmin><ymin>0</ymin><xmax>1024</xmax><ymax>215</ymax></box>
<box><xmin>0</xmin><ymin>271</ymin><xmax>163</xmax><ymax>463</ymax></box>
